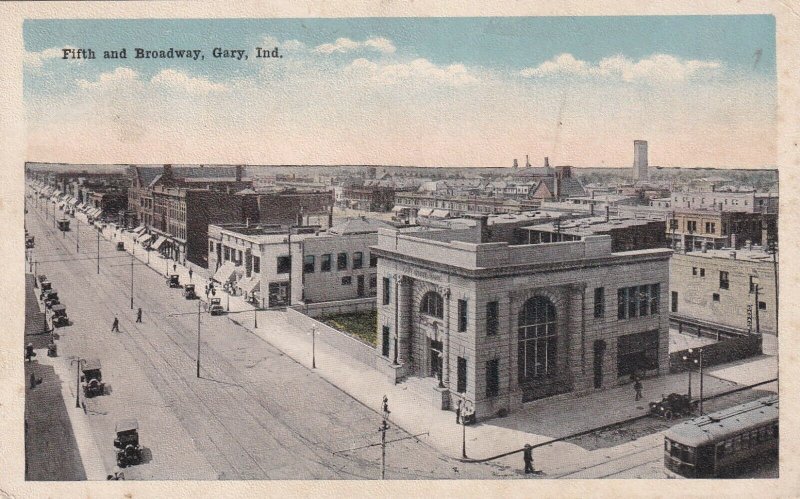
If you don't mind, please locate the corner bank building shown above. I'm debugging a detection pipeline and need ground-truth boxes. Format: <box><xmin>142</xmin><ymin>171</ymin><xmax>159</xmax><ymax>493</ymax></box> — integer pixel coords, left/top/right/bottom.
<box><xmin>372</xmin><ymin>217</ymin><xmax>672</xmax><ymax>420</ymax></box>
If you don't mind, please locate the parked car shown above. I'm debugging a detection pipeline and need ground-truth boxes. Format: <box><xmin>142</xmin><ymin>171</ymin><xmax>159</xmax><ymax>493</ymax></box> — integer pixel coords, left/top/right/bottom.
<box><xmin>81</xmin><ymin>359</ymin><xmax>105</xmax><ymax>397</ymax></box>
<box><xmin>44</xmin><ymin>290</ymin><xmax>60</xmax><ymax>309</ymax></box>
<box><xmin>183</xmin><ymin>283</ymin><xmax>197</xmax><ymax>300</ymax></box>
<box><xmin>167</xmin><ymin>274</ymin><xmax>180</xmax><ymax>288</ymax></box>
<box><xmin>116</xmin><ymin>242</ymin><xmax>125</xmax><ymax>251</ymax></box>
<box><xmin>649</xmin><ymin>393</ymin><xmax>698</xmax><ymax>420</ymax></box>
<box><xmin>114</xmin><ymin>419</ymin><xmax>142</xmax><ymax>467</ymax></box>
<box><xmin>51</xmin><ymin>303</ymin><xmax>69</xmax><ymax>327</ymax></box>
<box><xmin>208</xmin><ymin>297</ymin><xmax>225</xmax><ymax>315</ymax></box>
<box><xmin>39</xmin><ymin>281</ymin><xmax>53</xmax><ymax>299</ymax></box>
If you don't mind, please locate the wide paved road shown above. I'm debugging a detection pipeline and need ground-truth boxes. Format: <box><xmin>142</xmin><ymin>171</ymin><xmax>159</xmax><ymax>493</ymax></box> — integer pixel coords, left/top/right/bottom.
<box><xmin>26</xmin><ymin>195</ymin><xmax>510</xmax><ymax>480</ymax></box>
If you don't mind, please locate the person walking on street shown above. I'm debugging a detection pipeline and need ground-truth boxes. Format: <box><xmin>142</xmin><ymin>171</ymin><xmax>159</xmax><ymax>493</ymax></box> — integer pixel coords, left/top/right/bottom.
<box><xmin>173</xmin><ymin>263</ymin><xmax>177</xmax><ymax>273</ymax></box>
<box><xmin>111</xmin><ymin>316</ymin><xmax>120</xmax><ymax>332</ymax></box>
<box><xmin>634</xmin><ymin>377</ymin><xmax>643</xmax><ymax>401</ymax></box>
<box><xmin>189</xmin><ymin>267</ymin><xmax>193</xmax><ymax>281</ymax></box>
<box><xmin>523</xmin><ymin>444</ymin><xmax>534</xmax><ymax>474</ymax></box>
<box><xmin>136</xmin><ymin>307</ymin><xmax>142</xmax><ymax>323</ymax></box>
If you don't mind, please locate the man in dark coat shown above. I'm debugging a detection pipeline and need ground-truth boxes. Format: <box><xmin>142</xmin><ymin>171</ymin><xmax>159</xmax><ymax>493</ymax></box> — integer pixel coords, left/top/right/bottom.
<box><xmin>111</xmin><ymin>317</ymin><xmax>120</xmax><ymax>332</ymax></box>
<box><xmin>523</xmin><ymin>444</ymin><xmax>534</xmax><ymax>474</ymax></box>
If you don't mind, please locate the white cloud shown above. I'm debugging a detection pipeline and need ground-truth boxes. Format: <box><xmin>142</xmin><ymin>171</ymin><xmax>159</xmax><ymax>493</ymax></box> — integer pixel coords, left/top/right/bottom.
<box><xmin>314</xmin><ymin>37</ymin><xmax>396</xmax><ymax>54</ymax></box>
<box><xmin>77</xmin><ymin>67</ymin><xmax>140</xmax><ymax>90</ymax></box>
<box><xmin>521</xmin><ymin>53</ymin><xmax>722</xmax><ymax>82</ymax></box>
<box><xmin>25</xmin><ymin>46</ymin><xmax>77</xmax><ymax>68</ymax></box>
<box><xmin>347</xmin><ymin>57</ymin><xmax>479</xmax><ymax>85</ymax></box>
<box><xmin>151</xmin><ymin>69</ymin><xmax>228</xmax><ymax>94</ymax></box>
<box><xmin>261</xmin><ymin>36</ymin><xmax>306</xmax><ymax>52</ymax></box>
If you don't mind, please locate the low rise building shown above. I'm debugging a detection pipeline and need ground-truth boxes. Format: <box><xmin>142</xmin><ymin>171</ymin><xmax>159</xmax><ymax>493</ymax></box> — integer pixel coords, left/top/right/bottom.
<box><xmin>372</xmin><ymin>219</ymin><xmax>672</xmax><ymax>420</ymax></box>
<box><xmin>521</xmin><ymin>217</ymin><xmax>667</xmax><ymax>252</ymax></box>
<box><xmin>669</xmin><ymin>246</ymin><xmax>778</xmax><ymax>335</ymax></box>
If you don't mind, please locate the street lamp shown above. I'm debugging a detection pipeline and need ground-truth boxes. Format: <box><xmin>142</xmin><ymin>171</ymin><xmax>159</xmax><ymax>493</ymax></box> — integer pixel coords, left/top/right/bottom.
<box><xmin>682</xmin><ymin>348</ymin><xmax>704</xmax><ymax>414</ymax></box>
<box><xmin>70</xmin><ymin>358</ymin><xmax>86</xmax><ymax>408</ymax></box>
<box><xmin>196</xmin><ymin>299</ymin><xmax>202</xmax><ymax>378</ymax></box>
<box><xmin>311</xmin><ymin>326</ymin><xmax>316</xmax><ymax>369</ymax></box>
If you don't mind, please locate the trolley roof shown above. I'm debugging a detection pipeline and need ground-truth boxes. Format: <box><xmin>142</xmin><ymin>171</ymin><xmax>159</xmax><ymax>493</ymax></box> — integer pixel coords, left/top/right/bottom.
<box><xmin>116</xmin><ymin>419</ymin><xmax>139</xmax><ymax>433</ymax></box>
<box><xmin>664</xmin><ymin>395</ymin><xmax>778</xmax><ymax>447</ymax></box>
<box><xmin>82</xmin><ymin>358</ymin><xmax>101</xmax><ymax>371</ymax></box>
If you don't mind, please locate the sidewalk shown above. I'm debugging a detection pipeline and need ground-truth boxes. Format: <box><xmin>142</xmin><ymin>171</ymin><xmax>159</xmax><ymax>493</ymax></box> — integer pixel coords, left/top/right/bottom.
<box><xmin>109</xmin><ymin>231</ymin><xmax>773</xmax><ymax>475</ymax></box>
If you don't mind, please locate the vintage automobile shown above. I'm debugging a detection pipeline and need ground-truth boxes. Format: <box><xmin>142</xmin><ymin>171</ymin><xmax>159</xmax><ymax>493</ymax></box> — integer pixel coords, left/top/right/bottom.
<box><xmin>649</xmin><ymin>392</ymin><xmax>698</xmax><ymax>420</ymax></box>
<box><xmin>183</xmin><ymin>283</ymin><xmax>197</xmax><ymax>300</ymax></box>
<box><xmin>57</xmin><ymin>218</ymin><xmax>70</xmax><ymax>232</ymax></box>
<box><xmin>208</xmin><ymin>297</ymin><xmax>225</xmax><ymax>315</ymax></box>
<box><xmin>114</xmin><ymin>419</ymin><xmax>142</xmax><ymax>468</ymax></box>
<box><xmin>39</xmin><ymin>281</ymin><xmax>53</xmax><ymax>299</ymax></box>
<box><xmin>44</xmin><ymin>290</ymin><xmax>60</xmax><ymax>309</ymax></box>
<box><xmin>37</xmin><ymin>274</ymin><xmax>48</xmax><ymax>286</ymax></box>
<box><xmin>81</xmin><ymin>359</ymin><xmax>105</xmax><ymax>397</ymax></box>
<box><xmin>167</xmin><ymin>274</ymin><xmax>181</xmax><ymax>288</ymax></box>
<box><xmin>51</xmin><ymin>303</ymin><xmax>69</xmax><ymax>327</ymax></box>
<box><xmin>25</xmin><ymin>236</ymin><xmax>35</xmax><ymax>249</ymax></box>
<box><xmin>116</xmin><ymin>242</ymin><xmax>125</xmax><ymax>251</ymax></box>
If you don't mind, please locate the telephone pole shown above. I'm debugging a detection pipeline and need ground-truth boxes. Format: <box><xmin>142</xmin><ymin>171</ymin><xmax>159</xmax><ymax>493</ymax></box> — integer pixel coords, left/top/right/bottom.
<box><xmin>380</xmin><ymin>395</ymin><xmax>390</xmax><ymax>479</ymax></box>
<box><xmin>96</xmin><ymin>230</ymin><xmax>100</xmax><ymax>274</ymax></box>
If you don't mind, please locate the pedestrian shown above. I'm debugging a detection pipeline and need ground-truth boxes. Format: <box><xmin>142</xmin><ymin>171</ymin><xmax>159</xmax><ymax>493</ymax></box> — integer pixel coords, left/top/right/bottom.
<box><xmin>189</xmin><ymin>267</ymin><xmax>193</xmax><ymax>281</ymax></box>
<box><xmin>136</xmin><ymin>307</ymin><xmax>142</xmax><ymax>323</ymax></box>
<box><xmin>456</xmin><ymin>399</ymin><xmax>462</xmax><ymax>424</ymax></box>
<box><xmin>523</xmin><ymin>444</ymin><xmax>534</xmax><ymax>474</ymax></box>
<box><xmin>111</xmin><ymin>316</ymin><xmax>120</xmax><ymax>332</ymax></box>
<box><xmin>634</xmin><ymin>377</ymin><xmax>643</xmax><ymax>401</ymax></box>
<box><xmin>30</xmin><ymin>372</ymin><xmax>36</xmax><ymax>389</ymax></box>
<box><xmin>173</xmin><ymin>263</ymin><xmax>177</xmax><ymax>273</ymax></box>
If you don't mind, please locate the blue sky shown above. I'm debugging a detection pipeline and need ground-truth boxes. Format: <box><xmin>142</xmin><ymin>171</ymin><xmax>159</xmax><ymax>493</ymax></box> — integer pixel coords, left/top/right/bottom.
<box><xmin>24</xmin><ymin>16</ymin><xmax>776</xmax><ymax>167</ymax></box>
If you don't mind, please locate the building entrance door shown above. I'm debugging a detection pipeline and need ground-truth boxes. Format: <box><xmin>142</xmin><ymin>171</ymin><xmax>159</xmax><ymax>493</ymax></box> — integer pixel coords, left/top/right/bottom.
<box><xmin>593</xmin><ymin>340</ymin><xmax>606</xmax><ymax>389</ymax></box>
<box><xmin>268</xmin><ymin>282</ymin><xmax>290</xmax><ymax>307</ymax></box>
<box><xmin>357</xmin><ymin>275</ymin><xmax>365</xmax><ymax>297</ymax></box>
<box><xmin>430</xmin><ymin>339</ymin><xmax>443</xmax><ymax>379</ymax></box>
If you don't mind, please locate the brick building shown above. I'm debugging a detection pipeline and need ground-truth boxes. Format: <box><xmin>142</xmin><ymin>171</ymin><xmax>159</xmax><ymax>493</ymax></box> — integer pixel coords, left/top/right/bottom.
<box><xmin>342</xmin><ymin>185</ymin><xmax>396</xmax><ymax>212</ymax></box>
<box><xmin>521</xmin><ymin>217</ymin><xmax>667</xmax><ymax>252</ymax></box>
<box><xmin>670</xmin><ymin>247</ymin><xmax>778</xmax><ymax>336</ymax></box>
<box><xmin>372</xmin><ymin>219</ymin><xmax>672</xmax><ymax>420</ymax></box>
<box><xmin>665</xmin><ymin>209</ymin><xmax>776</xmax><ymax>251</ymax></box>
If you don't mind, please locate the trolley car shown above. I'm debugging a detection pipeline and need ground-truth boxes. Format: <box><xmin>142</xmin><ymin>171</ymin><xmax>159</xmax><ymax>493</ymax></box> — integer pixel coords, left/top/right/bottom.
<box><xmin>663</xmin><ymin>395</ymin><xmax>778</xmax><ymax>478</ymax></box>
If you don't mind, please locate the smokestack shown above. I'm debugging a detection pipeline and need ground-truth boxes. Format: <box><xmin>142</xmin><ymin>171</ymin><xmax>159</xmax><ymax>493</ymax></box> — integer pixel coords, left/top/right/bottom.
<box><xmin>235</xmin><ymin>165</ymin><xmax>243</xmax><ymax>182</ymax></box>
<box><xmin>605</xmin><ymin>205</ymin><xmax>610</xmax><ymax>222</ymax></box>
<box><xmin>525</xmin><ymin>155</ymin><xmax>531</xmax><ymax>168</ymax></box>
<box><xmin>544</xmin><ymin>157</ymin><xmax>550</xmax><ymax>168</ymax></box>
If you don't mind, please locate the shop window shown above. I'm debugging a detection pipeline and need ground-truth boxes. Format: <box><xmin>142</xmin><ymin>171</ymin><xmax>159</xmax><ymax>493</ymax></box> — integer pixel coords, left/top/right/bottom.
<box><xmin>341</xmin><ymin>276</ymin><xmax>352</xmax><ymax>285</ymax></box>
<box><xmin>518</xmin><ymin>296</ymin><xmax>557</xmax><ymax>379</ymax></box>
<box><xmin>252</xmin><ymin>256</ymin><xmax>260</xmax><ymax>274</ymax></box>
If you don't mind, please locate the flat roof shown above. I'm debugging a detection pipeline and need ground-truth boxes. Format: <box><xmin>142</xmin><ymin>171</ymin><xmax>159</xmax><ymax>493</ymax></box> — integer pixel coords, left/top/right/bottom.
<box><xmin>678</xmin><ymin>247</ymin><xmax>778</xmax><ymax>263</ymax></box>
<box><xmin>523</xmin><ymin>216</ymin><xmax>663</xmax><ymax>236</ymax></box>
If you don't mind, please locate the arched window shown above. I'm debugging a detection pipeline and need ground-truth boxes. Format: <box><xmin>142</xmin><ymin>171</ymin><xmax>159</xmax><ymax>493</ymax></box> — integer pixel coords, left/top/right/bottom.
<box><xmin>518</xmin><ymin>296</ymin><xmax>557</xmax><ymax>380</ymax></box>
<box><xmin>420</xmin><ymin>291</ymin><xmax>444</xmax><ymax>319</ymax></box>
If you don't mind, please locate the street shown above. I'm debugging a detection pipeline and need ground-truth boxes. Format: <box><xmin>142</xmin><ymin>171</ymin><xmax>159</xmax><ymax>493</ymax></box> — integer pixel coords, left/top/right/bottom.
<box><xmin>26</xmin><ymin>197</ymin><xmax>510</xmax><ymax>480</ymax></box>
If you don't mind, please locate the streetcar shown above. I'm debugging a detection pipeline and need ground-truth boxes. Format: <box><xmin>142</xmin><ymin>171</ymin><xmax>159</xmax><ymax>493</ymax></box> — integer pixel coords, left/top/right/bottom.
<box><xmin>663</xmin><ymin>395</ymin><xmax>778</xmax><ymax>478</ymax></box>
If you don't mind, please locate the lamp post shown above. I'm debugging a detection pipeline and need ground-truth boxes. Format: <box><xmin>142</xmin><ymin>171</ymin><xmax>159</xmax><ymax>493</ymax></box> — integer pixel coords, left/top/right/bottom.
<box><xmin>254</xmin><ymin>307</ymin><xmax>258</xmax><ymax>329</ymax></box>
<box><xmin>683</xmin><ymin>348</ymin><xmax>704</xmax><ymax>414</ymax></box>
<box><xmin>130</xmin><ymin>250</ymin><xmax>134</xmax><ymax>310</ymax></box>
<box><xmin>311</xmin><ymin>326</ymin><xmax>316</xmax><ymax>368</ymax></box>
<box><xmin>461</xmin><ymin>397</ymin><xmax>468</xmax><ymax>459</ymax></box>
<box><xmin>70</xmin><ymin>358</ymin><xmax>86</xmax><ymax>408</ymax></box>
<box><xmin>196</xmin><ymin>299</ymin><xmax>201</xmax><ymax>378</ymax></box>
<box><xmin>96</xmin><ymin>230</ymin><xmax>100</xmax><ymax>274</ymax></box>
<box><xmin>76</xmin><ymin>218</ymin><xmax>79</xmax><ymax>253</ymax></box>
<box><xmin>682</xmin><ymin>352</ymin><xmax>693</xmax><ymax>403</ymax></box>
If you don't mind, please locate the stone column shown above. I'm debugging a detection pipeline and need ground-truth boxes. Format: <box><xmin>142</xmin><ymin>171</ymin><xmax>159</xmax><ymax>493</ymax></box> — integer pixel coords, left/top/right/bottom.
<box><xmin>567</xmin><ymin>283</ymin><xmax>586</xmax><ymax>392</ymax></box>
<box><xmin>443</xmin><ymin>288</ymin><xmax>451</xmax><ymax>388</ymax></box>
<box><xmin>396</xmin><ymin>275</ymin><xmax>413</xmax><ymax>366</ymax></box>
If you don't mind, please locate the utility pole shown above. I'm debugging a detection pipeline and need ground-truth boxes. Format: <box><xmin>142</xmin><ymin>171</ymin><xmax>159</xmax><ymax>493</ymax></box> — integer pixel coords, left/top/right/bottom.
<box><xmin>698</xmin><ymin>348</ymin><xmax>704</xmax><ymax>415</ymax></box>
<box><xmin>755</xmin><ymin>284</ymin><xmax>761</xmax><ymax>334</ymax></box>
<box><xmin>196</xmin><ymin>299</ymin><xmax>201</xmax><ymax>378</ymax></box>
<box><xmin>76</xmin><ymin>219</ymin><xmax>79</xmax><ymax>253</ymax></box>
<box><xmin>461</xmin><ymin>398</ymin><xmax>468</xmax><ymax>458</ymax></box>
<box><xmin>312</xmin><ymin>326</ymin><xmax>316</xmax><ymax>369</ymax></box>
<box><xmin>70</xmin><ymin>358</ymin><xmax>85</xmax><ymax>408</ymax></box>
<box><xmin>380</xmin><ymin>395</ymin><xmax>390</xmax><ymax>480</ymax></box>
<box><xmin>96</xmin><ymin>230</ymin><xmax>100</xmax><ymax>274</ymax></box>
<box><xmin>769</xmin><ymin>240</ymin><xmax>778</xmax><ymax>334</ymax></box>
<box><xmin>254</xmin><ymin>308</ymin><xmax>258</xmax><ymax>329</ymax></box>
<box><xmin>130</xmin><ymin>251</ymin><xmax>134</xmax><ymax>310</ymax></box>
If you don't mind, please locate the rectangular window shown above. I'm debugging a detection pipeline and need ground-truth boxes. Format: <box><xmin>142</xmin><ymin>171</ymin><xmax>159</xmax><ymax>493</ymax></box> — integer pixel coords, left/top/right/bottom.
<box><xmin>353</xmin><ymin>252</ymin><xmax>363</xmax><ymax>269</ymax></box>
<box><xmin>671</xmin><ymin>291</ymin><xmax>678</xmax><ymax>312</ymax></box>
<box><xmin>321</xmin><ymin>254</ymin><xmax>332</xmax><ymax>272</ymax></box>
<box><xmin>341</xmin><ymin>276</ymin><xmax>352</xmax><ymax>285</ymax></box>
<box><xmin>759</xmin><ymin>301</ymin><xmax>767</xmax><ymax>310</ymax></box>
<box><xmin>382</xmin><ymin>326</ymin><xmax>390</xmax><ymax>357</ymax></box>
<box><xmin>277</xmin><ymin>255</ymin><xmax>291</xmax><ymax>274</ymax></box>
<box><xmin>618</xmin><ymin>288</ymin><xmax>627</xmax><ymax>319</ymax></box>
<box><xmin>627</xmin><ymin>286</ymin><xmax>638</xmax><ymax>318</ymax></box>
<box><xmin>687</xmin><ymin>220</ymin><xmax>697</xmax><ymax>232</ymax></box>
<box><xmin>594</xmin><ymin>287</ymin><xmax>605</xmax><ymax>318</ymax></box>
<box><xmin>692</xmin><ymin>267</ymin><xmax>697</xmax><ymax>276</ymax></box>
<box><xmin>458</xmin><ymin>299</ymin><xmax>468</xmax><ymax>332</ymax></box>
<box><xmin>617</xmin><ymin>330</ymin><xmax>659</xmax><ymax>377</ymax></box>
<box><xmin>253</xmin><ymin>256</ymin><xmax>260</xmax><ymax>274</ymax></box>
<box><xmin>369</xmin><ymin>253</ymin><xmax>378</xmax><ymax>267</ymax></box>
<box><xmin>370</xmin><ymin>274</ymin><xmax>377</xmax><ymax>288</ymax></box>
<box><xmin>303</xmin><ymin>255</ymin><xmax>315</xmax><ymax>274</ymax></box>
<box><xmin>712</xmin><ymin>293</ymin><xmax>720</xmax><ymax>302</ymax></box>
<box><xmin>486</xmin><ymin>301</ymin><xmax>499</xmax><ymax>336</ymax></box>
<box><xmin>749</xmin><ymin>276</ymin><xmax>757</xmax><ymax>293</ymax></box>
<box><xmin>719</xmin><ymin>271</ymin><xmax>729</xmax><ymax>290</ymax></box>
<box><xmin>209</xmin><ymin>241</ymin><xmax>214</xmax><ymax>252</ymax></box>
<box><xmin>486</xmin><ymin>359</ymin><xmax>499</xmax><ymax>398</ymax></box>
<box><xmin>700</xmin><ymin>268</ymin><xmax>705</xmax><ymax>277</ymax></box>
<box><xmin>650</xmin><ymin>284</ymin><xmax>660</xmax><ymax>314</ymax></box>
<box><xmin>457</xmin><ymin>357</ymin><xmax>467</xmax><ymax>393</ymax></box>
<box><xmin>639</xmin><ymin>285</ymin><xmax>650</xmax><ymax>317</ymax></box>
<box><xmin>337</xmin><ymin>252</ymin><xmax>348</xmax><ymax>270</ymax></box>
<box><xmin>382</xmin><ymin>277</ymin><xmax>391</xmax><ymax>305</ymax></box>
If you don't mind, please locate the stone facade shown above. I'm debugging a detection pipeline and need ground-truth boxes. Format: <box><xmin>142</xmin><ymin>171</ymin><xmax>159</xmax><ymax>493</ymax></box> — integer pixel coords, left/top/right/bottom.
<box><xmin>373</xmin><ymin>226</ymin><xmax>672</xmax><ymax>420</ymax></box>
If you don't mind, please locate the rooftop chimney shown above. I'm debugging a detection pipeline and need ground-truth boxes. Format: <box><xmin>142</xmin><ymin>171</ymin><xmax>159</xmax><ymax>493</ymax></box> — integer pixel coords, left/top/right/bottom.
<box><xmin>525</xmin><ymin>155</ymin><xmax>531</xmax><ymax>168</ymax></box>
<box><xmin>513</xmin><ymin>159</ymin><xmax>518</xmax><ymax>169</ymax></box>
<box><xmin>235</xmin><ymin>165</ymin><xmax>243</xmax><ymax>182</ymax></box>
<box><xmin>544</xmin><ymin>157</ymin><xmax>550</xmax><ymax>168</ymax></box>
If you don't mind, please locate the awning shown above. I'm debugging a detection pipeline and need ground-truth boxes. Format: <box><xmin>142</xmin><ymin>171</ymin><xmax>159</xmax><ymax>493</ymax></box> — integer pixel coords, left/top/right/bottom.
<box><xmin>418</xmin><ymin>208</ymin><xmax>434</xmax><ymax>217</ymax></box>
<box><xmin>212</xmin><ymin>261</ymin><xmax>238</xmax><ymax>283</ymax></box>
<box><xmin>151</xmin><ymin>236</ymin><xmax>167</xmax><ymax>251</ymax></box>
<box><xmin>431</xmin><ymin>209</ymin><xmax>450</xmax><ymax>218</ymax></box>
<box><xmin>133</xmin><ymin>225</ymin><xmax>146</xmax><ymax>234</ymax></box>
<box><xmin>136</xmin><ymin>233</ymin><xmax>153</xmax><ymax>244</ymax></box>
<box><xmin>68</xmin><ymin>198</ymin><xmax>78</xmax><ymax>206</ymax></box>
<box><xmin>237</xmin><ymin>276</ymin><xmax>261</xmax><ymax>295</ymax></box>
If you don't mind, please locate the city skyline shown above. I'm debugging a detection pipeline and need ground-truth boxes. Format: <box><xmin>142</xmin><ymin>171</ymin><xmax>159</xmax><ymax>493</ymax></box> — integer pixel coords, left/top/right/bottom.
<box><xmin>24</xmin><ymin>16</ymin><xmax>776</xmax><ymax>168</ymax></box>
